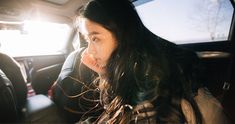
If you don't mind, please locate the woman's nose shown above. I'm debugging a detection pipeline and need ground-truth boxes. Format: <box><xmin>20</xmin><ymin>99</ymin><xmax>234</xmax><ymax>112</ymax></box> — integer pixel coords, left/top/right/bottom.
<box><xmin>87</xmin><ymin>43</ymin><xmax>96</xmax><ymax>55</ymax></box>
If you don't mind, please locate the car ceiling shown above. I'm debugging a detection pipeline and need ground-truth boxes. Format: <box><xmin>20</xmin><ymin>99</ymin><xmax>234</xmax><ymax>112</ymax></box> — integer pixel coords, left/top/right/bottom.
<box><xmin>1</xmin><ymin>0</ymin><xmax>234</xmax><ymax>24</ymax></box>
<box><xmin>0</xmin><ymin>0</ymin><xmax>87</xmax><ymax>24</ymax></box>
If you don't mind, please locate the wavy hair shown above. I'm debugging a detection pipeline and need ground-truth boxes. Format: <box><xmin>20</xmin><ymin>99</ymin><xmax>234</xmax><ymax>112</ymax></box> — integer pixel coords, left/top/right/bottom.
<box><xmin>78</xmin><ymin>0</ymin><xmax>202</xmax><ymax>123</ymax></box>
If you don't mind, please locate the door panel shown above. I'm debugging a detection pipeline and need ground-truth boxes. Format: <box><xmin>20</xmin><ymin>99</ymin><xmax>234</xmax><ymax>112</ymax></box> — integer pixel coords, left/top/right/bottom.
<box><xmin>181</xmin><ymin>41</ymin><xmax>232</xmax><ymax>97</ymax></box>
<box><xmin>14</xmin><ymin>54</ymin><xmax>67</xmax><ymax>95</ymax></box>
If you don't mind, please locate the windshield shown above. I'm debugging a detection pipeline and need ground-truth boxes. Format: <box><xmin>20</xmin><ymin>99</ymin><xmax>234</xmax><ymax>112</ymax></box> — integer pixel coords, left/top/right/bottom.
<box><xmin>0</xmin><ymin>20</ymin><xmax>71</xmax><ymax>57</ymax></box>
<box><xmin>135</xmin><ymin>0</ymin><xmax>234</xmax><ymax>44</ymax></box>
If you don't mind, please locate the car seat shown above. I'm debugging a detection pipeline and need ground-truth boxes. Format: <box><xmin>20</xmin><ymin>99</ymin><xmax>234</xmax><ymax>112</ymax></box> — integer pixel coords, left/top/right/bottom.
<box><xmin>0</xmin><ymin>52</ymin><xmax>65</xmax><ymax>123</ymax></box>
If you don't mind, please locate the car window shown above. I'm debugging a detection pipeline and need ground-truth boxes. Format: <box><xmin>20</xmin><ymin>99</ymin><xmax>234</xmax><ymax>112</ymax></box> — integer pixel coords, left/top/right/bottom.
<box><xmin>135</xmin><ymin>0</ymin><xmax>234</xmax><ymax>44</ymax></box>
<box><xmin>0</xmin><ymin>21</ymin><xmax>71</xmax><ymax>57</ymax></box>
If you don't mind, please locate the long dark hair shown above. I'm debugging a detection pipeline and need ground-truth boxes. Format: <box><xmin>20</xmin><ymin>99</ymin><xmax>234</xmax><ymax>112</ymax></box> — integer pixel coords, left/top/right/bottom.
<box><xmin>78</xmin><ymin>0</ymin><xmax>202</xmax><ymax>123</ymax></box>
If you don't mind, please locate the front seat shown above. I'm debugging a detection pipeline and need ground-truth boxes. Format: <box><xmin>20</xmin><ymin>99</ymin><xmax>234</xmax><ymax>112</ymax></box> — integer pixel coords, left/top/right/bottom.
<box><xmin>0</xmin><ymin>52</ymin><xmax>65</xmax><ymax>123</ymax></box>
<box><xmin>52</xmin><ymin>47</ymin><xmax>103</xmax><ymax>123</ymax></box>
<box><xmin>0</xmin><ymin>52</ymin><xmax>28</xmax><ymax>111</ymax></box>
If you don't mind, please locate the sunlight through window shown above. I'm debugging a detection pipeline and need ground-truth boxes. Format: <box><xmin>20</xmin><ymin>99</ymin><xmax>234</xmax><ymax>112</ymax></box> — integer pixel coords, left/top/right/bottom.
<box><xmin>0</xmin><ymin>20</ymin><xmax>71</xmax><ymax>57</ymax></box>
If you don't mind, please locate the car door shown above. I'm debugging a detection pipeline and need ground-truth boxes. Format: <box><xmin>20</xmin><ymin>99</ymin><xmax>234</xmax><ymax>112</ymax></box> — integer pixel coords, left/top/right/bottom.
<box><xmin>14</xmin><ymin>54</ymin><xmax>66</xmax><ymax>95</ymax></box>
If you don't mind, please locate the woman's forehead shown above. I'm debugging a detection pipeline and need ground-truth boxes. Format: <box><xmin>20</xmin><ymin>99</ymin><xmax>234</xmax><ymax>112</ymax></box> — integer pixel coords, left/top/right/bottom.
<box><xmin>78</xmin><ymin>17</ymin><xmax>110</xmax><ymax>37</ymax></box>
<box><xmin>78</xmin><ymin>17</ymin><xmax>90</xmax><ymax>35</ymax></box>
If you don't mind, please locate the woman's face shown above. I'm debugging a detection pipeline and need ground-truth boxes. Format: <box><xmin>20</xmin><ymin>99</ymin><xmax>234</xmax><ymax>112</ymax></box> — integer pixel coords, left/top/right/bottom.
<box><xmin>79</xmin><ymin>18</ymin><xmax>118</xmax><ymax>71</ymax></box>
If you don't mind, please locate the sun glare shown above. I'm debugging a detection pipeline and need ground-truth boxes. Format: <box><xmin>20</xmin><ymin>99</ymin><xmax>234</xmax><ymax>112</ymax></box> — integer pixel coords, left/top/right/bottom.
<box><xmin>0</xmin><ymin>20</ymin><xmax>71</xmax><ymax>57</ymax></box>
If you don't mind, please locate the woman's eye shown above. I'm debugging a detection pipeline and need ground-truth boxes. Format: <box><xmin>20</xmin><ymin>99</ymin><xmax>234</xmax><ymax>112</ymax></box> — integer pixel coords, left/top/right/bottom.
<box><xmin>91</xmin><ymin>37</ymin><xmax>99</xmax><ymax>42</ymax></box>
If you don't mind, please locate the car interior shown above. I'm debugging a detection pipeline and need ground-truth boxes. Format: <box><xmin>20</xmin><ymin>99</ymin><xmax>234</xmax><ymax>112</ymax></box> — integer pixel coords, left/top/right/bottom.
<box><xmin>0</xmin><ymin>0</ymin><xmax>235</xmax><ymax>123</ymax></box>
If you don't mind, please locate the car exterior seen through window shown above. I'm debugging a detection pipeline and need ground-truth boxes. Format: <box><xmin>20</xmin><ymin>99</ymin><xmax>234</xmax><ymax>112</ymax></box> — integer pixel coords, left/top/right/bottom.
<box><xmin>135</xmin><ymin>0</ymin><xmax>234</xmax><ymax>44</ymax></box>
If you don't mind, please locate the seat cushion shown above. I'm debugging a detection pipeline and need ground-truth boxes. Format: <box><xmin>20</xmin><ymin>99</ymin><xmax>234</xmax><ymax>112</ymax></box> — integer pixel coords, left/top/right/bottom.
<box><xmin>23</xmin><ymin>94</ymin><xmax>65</xmax><ymax>123</ymax></box>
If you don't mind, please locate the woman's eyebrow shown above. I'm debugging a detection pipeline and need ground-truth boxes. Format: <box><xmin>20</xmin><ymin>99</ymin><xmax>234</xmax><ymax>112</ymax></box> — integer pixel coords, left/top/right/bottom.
<box><xmin>88</xmin><ymin>31</ymin><xmax>100</xmax><ymax>36</ymax></box>
<box><xmin>81</xmin><ymin>31</ymin><xmax>101</xmax><ymax>41</ymax></box>
<box><xmin>80</xmin><ymin>31</ymin><xmax>100</xmax><ymax>38</ymax></box>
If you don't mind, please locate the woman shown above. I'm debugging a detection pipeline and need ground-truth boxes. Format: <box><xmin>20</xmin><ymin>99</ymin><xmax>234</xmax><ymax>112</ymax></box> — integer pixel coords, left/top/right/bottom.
<box><xmin>76</xmin><ymin>0</ymin><xmax>230</xmax><ymax>123</ymax></box>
